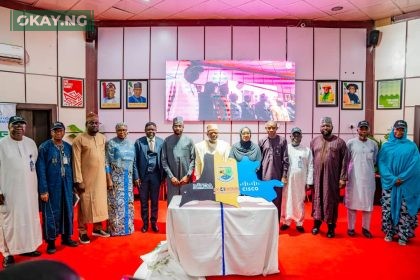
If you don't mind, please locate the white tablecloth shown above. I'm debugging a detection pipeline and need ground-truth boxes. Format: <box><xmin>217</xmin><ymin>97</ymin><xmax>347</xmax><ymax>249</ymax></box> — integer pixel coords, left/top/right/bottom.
<box><xmin>166</xmin><ymin>195</ymin><xmax>279</xmax><ymax>277</ymax></box>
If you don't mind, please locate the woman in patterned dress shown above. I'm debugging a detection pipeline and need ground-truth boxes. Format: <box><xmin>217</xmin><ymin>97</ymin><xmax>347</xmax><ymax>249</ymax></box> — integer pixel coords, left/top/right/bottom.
<box><xmin>105</xmin><ymin>123</ymin><xmax>137</xmax><ymax>236</ymax></box>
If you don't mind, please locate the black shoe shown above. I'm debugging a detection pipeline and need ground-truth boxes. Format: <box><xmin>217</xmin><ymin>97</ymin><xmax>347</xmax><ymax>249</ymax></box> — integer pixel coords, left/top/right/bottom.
<box><xmin>2</xmin><ymin>255</ymin><xmax>15</xmax><ymax>268</ymax></box>
<box><xmin>151</xmin><ymin>224</ymin><xmax>159</xmax><ymax>233</ymax></box>
<box><xmin>327</xmin><ymin>231</ymin><xmax>335</xmax><ymax>238</ymax></box>
<box><xmin>296</xmin><ymin>226</ymin><xmax>305</xmax><ymax>233</ymax></box>
<box><xmin>327</xmin><ymin>223</ymin><xmax>336</xmax><ymax>238</ymax></box>
<box><xmin>347</xmin><ymin>229</ymin><xmax>355</xmax><ymax>237</ymax></box>
<box><xmin>47</xmin><ymin>241</ymin><xmax>56</xmax><ymax>254</ymax></box>
<box><xmin>362</xmin><ymin>228</ymin><xmax>373</xmax><ymax>239</ymax></box>
<box><xmin>62</xmin><ymin>239</ymin><xmax>78</xmax><ymax>247</ymax></box>
<box><xmin>280</xmin><ymin>224</ymin><xmax>290</xmax><ymax>231</ymax></box>
<box><xmin>20</xmin><ymin>250</ymin><xmax>41</xmax><ymax>257</ymax></box>
<box><xmin>141</xmin><ymin>225</ymin><xmax>148</xmax><ymax>233</ymax></box>
<box><xmin>79</xmin><ymin>233</ymin><xmax>91</xmax><ymax>244</ymax></box>
<box><xmin>312</xmin><ymin>227</ymin><xmax>320</xmax><ymax>235</ymax></box>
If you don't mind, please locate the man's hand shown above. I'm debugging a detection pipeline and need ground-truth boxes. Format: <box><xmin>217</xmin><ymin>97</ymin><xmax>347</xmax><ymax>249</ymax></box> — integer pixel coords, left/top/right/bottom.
<box><xmin>134</xmin><ymin>179</ymin><xmax>140</xmax><ymax>188</ymax></box>
<box><xmin>281</xmin><ymin>176</ymin><xmax>288</xmax><ymax>185</ymax></box>
<box><xmin>74</xmin><ymin>182</ymin><xmax>86</xmax><ymax>194</ymax></box>
<box><xmin>179</xmin><ymin>175</ymin><xmax>190</xmax><ymax>185</ymax></box>
<box><xmin>339</xmin><ymin>180</ymin><xmax>346</xmax><ymax>188</ymax></box>
<box><xmin>171</xmin><ymin>177</ymin><xmax>180</xmax><ymax>186</ymax></box>
<box><xmin>40</xmin><ymin>193</ymin><xmax>49</xmax><ymax>202</ymax></box>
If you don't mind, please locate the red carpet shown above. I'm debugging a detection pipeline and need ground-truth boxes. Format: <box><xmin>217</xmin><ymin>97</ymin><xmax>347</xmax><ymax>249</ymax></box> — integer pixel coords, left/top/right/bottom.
<box><xmin>1</xmin><ymin>200</ymin><xmax>419</xmax><ymax>280</ymax></box>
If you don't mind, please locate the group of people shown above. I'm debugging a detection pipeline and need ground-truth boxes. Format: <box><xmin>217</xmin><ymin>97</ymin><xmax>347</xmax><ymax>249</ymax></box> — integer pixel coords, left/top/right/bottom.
<box><xmin>1</xmin><ymin>112</ymin><xmax>419</xmax><ymax>269</ymax></box>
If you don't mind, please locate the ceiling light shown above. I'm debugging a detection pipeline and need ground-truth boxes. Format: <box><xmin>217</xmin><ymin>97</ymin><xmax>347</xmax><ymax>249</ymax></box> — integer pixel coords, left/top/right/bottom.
<box><xmin>331</xmin><ymin>6</ymin><xmax>343</xmax><ymax>12</ymax></box>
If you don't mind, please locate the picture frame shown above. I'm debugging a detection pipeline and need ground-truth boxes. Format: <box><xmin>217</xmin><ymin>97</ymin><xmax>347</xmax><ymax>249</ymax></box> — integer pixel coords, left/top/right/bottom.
<box><xmin>341</xmin><ymin>81</ymin><xmax>363</xmax><ymax>110</ymax></box>
<box><xmin>315</xmin><ymin>80</ymin><xmax>338</xmax><ymax>107</ymax></box>
<box><xmin>61</xmin><ymin>77</ymin><xmax>84</xmax><ymax>108</ymax></box>
<box><xmin>126</xmin><ymin>79</ymin><xmax>148</xmax><ymax>109</ymax></box>
<box><xmin>99</xmin><ymin>80</ymin><xmax>121</xmax><ymax>109</ymax></box>
<box><xmin>376</xmin><ymin>79</ymin><xmax>403</xmax><ymax>109</ymax></box>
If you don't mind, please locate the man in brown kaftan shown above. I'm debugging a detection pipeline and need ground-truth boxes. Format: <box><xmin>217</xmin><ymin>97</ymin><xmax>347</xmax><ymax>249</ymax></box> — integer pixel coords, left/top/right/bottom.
<box><xmin>73</xmin><ymin>113</ymin><xmax>109</xmax><ymax>244</ymax></box>
<box><xmin>310</xmin><ymin>117</ymin><xmax>348</xmax><ymax>238</ymax></box>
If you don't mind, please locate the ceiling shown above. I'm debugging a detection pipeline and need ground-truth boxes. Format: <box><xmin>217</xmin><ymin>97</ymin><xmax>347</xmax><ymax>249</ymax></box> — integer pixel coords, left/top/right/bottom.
<box><xmin>7</xmin><ymin>0</ymin><xmax>420</xmax><ymax>22</ymax></box>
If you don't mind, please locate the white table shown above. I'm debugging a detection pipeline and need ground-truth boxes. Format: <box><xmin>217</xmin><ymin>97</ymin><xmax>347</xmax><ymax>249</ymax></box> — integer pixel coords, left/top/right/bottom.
<box><xmin>166</xmin><ymin>195</ymin><xmax>279</xmax><ymax>277</ymax></box>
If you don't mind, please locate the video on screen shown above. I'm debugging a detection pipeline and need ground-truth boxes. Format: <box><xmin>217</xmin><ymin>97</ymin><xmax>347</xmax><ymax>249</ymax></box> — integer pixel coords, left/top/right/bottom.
<box><xmin>166</xmin><ymin>60</ymin><xmax>295</xmax><ymax>122</ymax></box>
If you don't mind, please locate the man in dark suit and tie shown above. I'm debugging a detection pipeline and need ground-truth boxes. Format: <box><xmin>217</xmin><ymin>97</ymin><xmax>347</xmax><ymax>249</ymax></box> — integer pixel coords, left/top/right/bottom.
<box><xmin>134</xmin><ymin>122</ymin><xmax>164</xmax><ymax>233</ymax></box>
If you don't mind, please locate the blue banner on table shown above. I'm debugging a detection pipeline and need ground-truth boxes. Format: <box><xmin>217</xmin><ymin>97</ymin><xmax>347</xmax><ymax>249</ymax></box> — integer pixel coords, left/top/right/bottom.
<box><xmin>180</xmin><ymin>154</ymin><xmax>282</xmax><ymax>206</ymax></box>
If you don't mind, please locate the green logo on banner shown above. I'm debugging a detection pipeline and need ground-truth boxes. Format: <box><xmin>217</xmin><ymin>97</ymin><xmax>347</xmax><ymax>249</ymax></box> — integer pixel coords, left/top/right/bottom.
<box><xmin>10</xmin><ymin>10</ymin><xmax>94</xmax><ymax>31</ymax></box>
<box><xmin>0</xmin><ymin>131</ymin><xmax>9</xmax><ymax>138</ymax></box>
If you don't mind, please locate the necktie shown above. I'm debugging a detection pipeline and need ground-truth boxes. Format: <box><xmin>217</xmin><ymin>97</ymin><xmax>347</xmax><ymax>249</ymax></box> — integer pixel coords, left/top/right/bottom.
<box><xmin>149</xmin><ymin>139</ymin><xmax>154</xmax><ymax>152</ymax></box>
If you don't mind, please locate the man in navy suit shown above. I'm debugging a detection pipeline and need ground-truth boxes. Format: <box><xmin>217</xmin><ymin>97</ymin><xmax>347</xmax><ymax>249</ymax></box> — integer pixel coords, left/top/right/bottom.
<box><xmin>134</xmin><ymin>122</ymin><xmax>164</xmax><ymax>233</ymax></box>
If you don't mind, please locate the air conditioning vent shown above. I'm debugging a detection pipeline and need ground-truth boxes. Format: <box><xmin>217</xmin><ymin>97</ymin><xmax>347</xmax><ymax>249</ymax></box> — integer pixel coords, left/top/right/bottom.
<box><xmin>0</xmin><ymin>43</ymin><xmax>24</xmax><ymax>64</ymax></box>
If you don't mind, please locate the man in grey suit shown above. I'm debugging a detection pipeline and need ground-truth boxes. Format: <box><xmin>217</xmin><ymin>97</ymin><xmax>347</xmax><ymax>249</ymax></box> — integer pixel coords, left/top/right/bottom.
<box><xmin>134</xmin><ymin>122</ymin><xmax>164</xmax><ymax>233</ymax></box>
<box><xmin>162</xmin><ymin>116</ymin><xmax>195</xmax><ymax>205</ymax></box>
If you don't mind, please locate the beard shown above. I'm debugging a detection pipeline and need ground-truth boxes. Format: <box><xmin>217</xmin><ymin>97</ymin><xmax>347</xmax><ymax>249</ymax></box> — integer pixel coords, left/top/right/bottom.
<box><xmin>321</xmin><ymin>130</ymin><xmax>332</xmax><ymax>137</ymax></box>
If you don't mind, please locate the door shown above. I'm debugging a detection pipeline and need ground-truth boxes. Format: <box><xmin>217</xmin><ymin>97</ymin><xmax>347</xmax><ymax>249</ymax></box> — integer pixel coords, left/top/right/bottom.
<box><xmin>16</xmin><ymin>104</ymin><xmax>57</xmax><ymax>147</ymax></box>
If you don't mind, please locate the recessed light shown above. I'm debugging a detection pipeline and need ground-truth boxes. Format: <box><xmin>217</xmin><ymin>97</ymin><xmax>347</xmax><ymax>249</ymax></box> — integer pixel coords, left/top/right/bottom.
<box><xmin>331</xmin><ymin>6</ymin><xmax>343</xmax><ymax>12</ymax></box>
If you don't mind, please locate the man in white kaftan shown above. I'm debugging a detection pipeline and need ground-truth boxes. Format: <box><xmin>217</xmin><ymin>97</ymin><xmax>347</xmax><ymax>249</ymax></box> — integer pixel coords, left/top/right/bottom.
<box><xmin>0</xmin><ymin>116</ymin><xmax>42</xmax><ymax>268</ymax></box>
<box><xmin>345</xmin><ymin>121</ymin><xmax>378</xmax><ymax>238</ymax></box>
<box><xmin>194</xmin><ymin>124</ymin><xmax>231</xmax><ymax>180</ymax></box>
<box><xmin>281</xmin><ymin>127</ymin><xmax>313</xmax><ymax>232</ymax></box>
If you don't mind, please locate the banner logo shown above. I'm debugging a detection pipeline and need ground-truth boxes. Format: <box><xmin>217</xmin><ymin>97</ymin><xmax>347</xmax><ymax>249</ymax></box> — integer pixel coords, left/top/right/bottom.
<box><xmin>10</xmin><ymin>10</ymin><xmax>94</xmax><ymax>31</ymax></box>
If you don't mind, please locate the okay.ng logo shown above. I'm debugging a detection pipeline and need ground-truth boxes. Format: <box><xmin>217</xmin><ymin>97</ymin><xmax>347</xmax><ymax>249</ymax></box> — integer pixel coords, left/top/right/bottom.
<box><xmin>10</xmin><ymin>10</ymin><xmax>94</xmax><ymax>31</ymax></box>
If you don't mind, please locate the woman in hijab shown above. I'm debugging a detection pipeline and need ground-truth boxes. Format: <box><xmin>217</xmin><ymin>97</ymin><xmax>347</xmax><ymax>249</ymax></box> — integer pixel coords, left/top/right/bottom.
<box><xmin>229</xmin><ymin>127</ymin><xmax>262</xmax><ymax>165</ymax></box>
<box><xmin>378</xmin><ymin>120</ymin><xmax>420</xmax><ymax>246</ymax></box>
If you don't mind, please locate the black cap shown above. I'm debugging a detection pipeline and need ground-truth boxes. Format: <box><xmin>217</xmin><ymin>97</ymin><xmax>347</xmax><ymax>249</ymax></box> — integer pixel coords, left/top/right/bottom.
<box><xmin>394</xmin><ymin>120</ymin><xmax>407</xmax><ymax>129</ymax></box>
<box><xmin>291</xmin><ymin>127</ymin><xmax>302</xmax><ymax>134</ymax></box>
<box><xmin>8</xmin><ymin>116</ymin><xmax>26</xmax><ymax>126</ymax></box>
<box><xmin>51</xmin><ymin>121</ymin><xmax>65</xmax><ymax>130</ymax></box>
<box><xmin>357</xmin><ymin>120</ymin><xmax>369</xmax><ymax>128</ymax></box>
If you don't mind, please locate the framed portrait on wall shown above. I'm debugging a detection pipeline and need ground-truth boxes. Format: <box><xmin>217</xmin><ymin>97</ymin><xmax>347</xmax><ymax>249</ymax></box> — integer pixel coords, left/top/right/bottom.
<box><xmin>61</xmin><ymin>77</ymin><xmax>84</xmax><ymax>108</ymax></box>
<box><xmin>315</xmin><ymin>80</ymin><xmax>338</xmax><ymax>107</ymax></box>
<box><xmin>99</xmin><ymin>80</ymin><xmax>121</xmax><ymax>109</ymax></box>
<box><xmin>126</xmin><ymin>79</ymin><xmax>148</xmax><ymax>109</ymax></box>
<box><xmin>376</xmin><ymin>79</ymin><xmax>402</xmax><ymax>109</ymax></box>
<box><xmin>341</xmin><ymin>81</ymin><xmax>363</xmax><ymax>110</ymax></box>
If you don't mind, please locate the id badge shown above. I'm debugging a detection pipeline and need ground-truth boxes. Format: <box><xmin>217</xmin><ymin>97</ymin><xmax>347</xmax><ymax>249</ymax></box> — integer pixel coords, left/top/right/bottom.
<box><xmin>298</xmin><ymin>156</ymin><xmax>303</xmax><ymax>169</ymax></box>
<box><xmin>63</xmin><ymin>156</ymin><xmax>69</xmax><ymax>165</ymax></box>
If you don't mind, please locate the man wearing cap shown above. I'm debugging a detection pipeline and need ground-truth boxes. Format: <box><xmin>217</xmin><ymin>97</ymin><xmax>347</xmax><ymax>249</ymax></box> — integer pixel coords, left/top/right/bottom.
<box><xmin>259</xmin><ymin>120</ymin><xmax>289</xmax><ymax>227</ymax></box>
<box><xmin>281</xmin><ymin>127</ymin><xmax>313</xmax><ymax>233</ymax></box>
<box><xmin>162</xmin><ymin>116</ymin><xmax>195</xmax><ymax>205</ymax></box>
<box><xmin>345</xmin><ymin>121</ymin><xmax>378</xmax><ymax>238</ymax></box>
<box><xmin>72</xmin><ymin>112</ymin><xmax>109</xmax><ymax>244</ymax></box>
<box><xmin>320</xmin><ymin>85</ymin><xmax>334</xmax><ymax>103</ymax></box>
<box><xmin>102</xmin><ymin>82</ymin><xmax>118</xmax><ymax>104</ymax></box>
<box><xmin>36</xmin><ymin>122</ymin><xmax>78</xmax><ymax>254</ymax></box>
<box><xmin>378</xmin><ymin>120</ymin><xmax>420</xmax><ymax>245</ymax></box>
<box><xmin>128</xmin><ymin>82</ymin><xmax>147</xmax><ymax>104</ymax></box>
<box><xmin>194</xmin><ymin>124</ymin><xmax>231</xmax><ymax>180</ymax></box>
<box><xmin>134</xmin><ymin>122</ymin><xmax>165</xmax><ymax>233</ymax></box>
<box><xmin>344</xmin><ymin>83</ymin><xmax>360</xmax><ymax>105</ymax></box>
<box><xmin>0</xmin><ymin>116</ymin><xmax>42</xmax><ymax>268</ymax></box>
<box><xmin>310</xmin><ymin>117</ymin><xmax>348</xmax><ymax>238</ymax></box>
